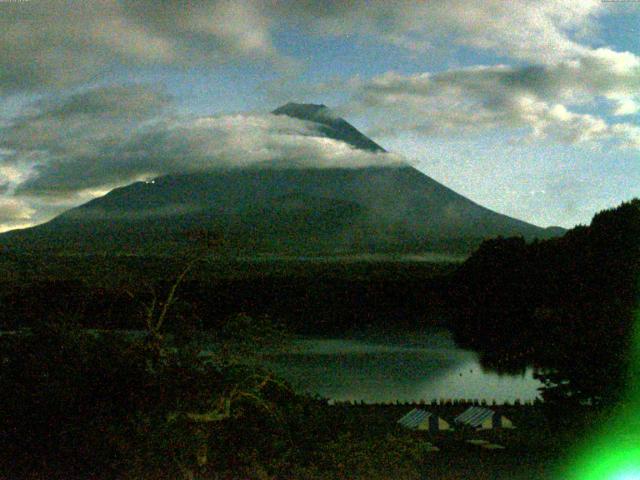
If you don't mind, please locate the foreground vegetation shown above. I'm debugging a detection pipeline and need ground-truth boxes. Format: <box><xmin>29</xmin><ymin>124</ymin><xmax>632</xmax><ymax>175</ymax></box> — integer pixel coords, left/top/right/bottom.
<box><xmin>0</xmin><ymin>320</ymin><xmax>601</xmax><ymax>480</ymax></box>
<box><xmin>0</xmin><ymin>321</ymin><xmax>439</xmax><ymax>480</ymax></box>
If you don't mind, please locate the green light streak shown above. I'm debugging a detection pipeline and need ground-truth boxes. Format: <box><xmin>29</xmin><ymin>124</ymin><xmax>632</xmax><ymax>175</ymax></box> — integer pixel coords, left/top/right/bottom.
<box><xmin>570</xmin><ymin>441</ymin><xmax>640</xmax><ymax>480</ymax></box>
<box><xmin>567</xmin><ymin>309</ymin><xmax>640</xmax><ymax>480</ymax></box>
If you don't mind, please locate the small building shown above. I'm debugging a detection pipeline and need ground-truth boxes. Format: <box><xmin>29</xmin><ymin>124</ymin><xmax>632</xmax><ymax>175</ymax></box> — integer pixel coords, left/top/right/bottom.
<box><xmin>397</xmin><ymin>408</ymin><xmax>451</xmax><ymax>432</ymax></box>
<box><xmin>454</xmin><ymin>407</ymin><xmax>515</xmax><ymax>430</ymax></box>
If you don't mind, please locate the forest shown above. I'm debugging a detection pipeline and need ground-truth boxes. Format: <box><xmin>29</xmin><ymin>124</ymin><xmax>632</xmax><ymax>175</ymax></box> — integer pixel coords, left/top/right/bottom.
<box><xmin>450</xmin><ymin>199</ymin><xmax>640</xmax><ymax>406</ymax></box>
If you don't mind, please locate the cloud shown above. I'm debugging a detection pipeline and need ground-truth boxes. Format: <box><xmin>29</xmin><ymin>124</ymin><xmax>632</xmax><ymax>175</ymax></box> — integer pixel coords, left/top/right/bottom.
<box><xmin>13</xmin><ymin>114</ymin><xmax>403</xmax><ymax>196</ymax></box>
<box><xmin>0</xmin><ymin>197</ymin><xmax>35</xmax><ymax>233</ymax></box>
<box><xmin>345</xmin><ymin>48</ymin><xmax>640</xmax><ymax>148</ymax></box>
<box><xmin>0</xmin><ymin>0</ymin><xmax>283</xmax><ymax>94</ymax></box>
<box><xmin>282</xmin><ymin>0</ymin><xmax>604</xmax><ymax>64</ymax></box>
<box><xmin>2</xmin><ymin>85</ymin><xmax>171</xmax><ymax>157</ymax></box>
<box><xmin>1</xmin><ymin>85</ymin><xmax>403</xmax><ymax>202</ymax></box>
<box><xmin>0</xmin><ymin>0</ymin><xmax>607</xmax><ymax>94</ymax></box>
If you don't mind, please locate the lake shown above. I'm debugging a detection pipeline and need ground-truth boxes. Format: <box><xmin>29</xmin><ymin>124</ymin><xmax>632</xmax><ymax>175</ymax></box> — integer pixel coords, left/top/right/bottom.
<box><xmin>7</xmin><ymin>327</ymin><xmax>540</xmax><ymax>404</ymax></box>
<box><xmin>263</xmin><ymin>329</ymin><xmax>541</xmax><ymax>404</ymax></box>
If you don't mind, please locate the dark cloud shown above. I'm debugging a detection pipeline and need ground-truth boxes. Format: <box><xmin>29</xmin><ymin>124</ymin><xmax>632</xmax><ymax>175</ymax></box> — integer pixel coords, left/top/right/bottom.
<box><xmin>2</xmin><ymin>85</ymin><xmax>171</xmax><ymax>156</ymax></box>
<box><xmin>0</xmin><ymin>0</ymin><xmax>283</xmax><ymax>94</ymax></box>
<box><xmin>38</xmin><ymin>85</ymin><xmax>171</xmax><ymax>119</ymax></box>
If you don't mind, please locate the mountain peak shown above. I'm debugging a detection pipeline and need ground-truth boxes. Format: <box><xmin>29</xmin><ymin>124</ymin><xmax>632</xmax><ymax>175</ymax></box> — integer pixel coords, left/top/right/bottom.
<box><xmin>272</xmin><ymin>102</ymin><xmax>329</xmax><ymax>120</ymax></box>
<box><xmin>272</xmin><ymin>102</ymin><xmax>386</xmax><ymax>153</ymax></box>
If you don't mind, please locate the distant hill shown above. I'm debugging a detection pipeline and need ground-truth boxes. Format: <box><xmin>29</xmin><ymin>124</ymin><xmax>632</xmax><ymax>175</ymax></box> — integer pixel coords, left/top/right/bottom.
<box><xmin>0</xmin><ymin>103</ymin><xmax>563</xmax><ymax>255</ymax></box>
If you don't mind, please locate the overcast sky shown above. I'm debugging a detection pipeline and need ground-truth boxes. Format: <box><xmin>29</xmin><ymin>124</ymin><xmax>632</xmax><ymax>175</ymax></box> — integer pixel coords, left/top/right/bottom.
<box><xmin>1</xmin><ymin>0</ymin><xmax>639</xmax><ymax>232</ymax></box>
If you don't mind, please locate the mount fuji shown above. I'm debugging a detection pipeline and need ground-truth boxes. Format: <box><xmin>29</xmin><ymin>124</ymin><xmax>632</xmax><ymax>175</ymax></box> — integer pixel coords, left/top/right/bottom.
<box><xmin>0</xmin><ymin>103</ymin><xmax>563</xmax><ymax>255</ymax></box>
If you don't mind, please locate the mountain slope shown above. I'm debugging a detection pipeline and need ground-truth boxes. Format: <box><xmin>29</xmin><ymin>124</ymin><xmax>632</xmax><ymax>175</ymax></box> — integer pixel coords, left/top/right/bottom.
<box><xmin>0</xmin><ymin>103</ymin><xmax>562</xmax><ymax>255</ymax></box>
<box><xmin>273</xmin><ymin>103</ymin><xmax>386</xmax><ymax>153</ymax></box>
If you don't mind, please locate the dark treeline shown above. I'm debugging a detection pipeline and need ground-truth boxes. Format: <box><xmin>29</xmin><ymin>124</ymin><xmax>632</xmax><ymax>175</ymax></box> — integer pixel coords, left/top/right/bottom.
<box><xmin>0</xmin><ymin>263</ymin><xmax>454</xmax><ymax>335</ymax></box>
<box><xmin>449</xmin><ymin>199</ymin><xmax>640</xmax><ymax>406</ymax></box>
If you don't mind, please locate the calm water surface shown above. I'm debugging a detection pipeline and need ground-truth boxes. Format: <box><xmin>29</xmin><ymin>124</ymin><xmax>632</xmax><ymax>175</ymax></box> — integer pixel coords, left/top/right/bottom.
<box><xmin>263</xmin><ymin>329</ymin><xmax>541</xmax><ymax>404</ymax></box>
<box><xmin>6</xmin><ymin>328</ymin><xmax>539</xmax><ymax>404</ymax></box>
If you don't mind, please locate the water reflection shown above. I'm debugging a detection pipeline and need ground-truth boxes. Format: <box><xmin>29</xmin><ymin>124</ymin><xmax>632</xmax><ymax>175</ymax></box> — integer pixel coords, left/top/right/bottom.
<box><xmin>263</xmin><ymin>331</ymin><xmax>541</xmax><ymax>403</ymax></box>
